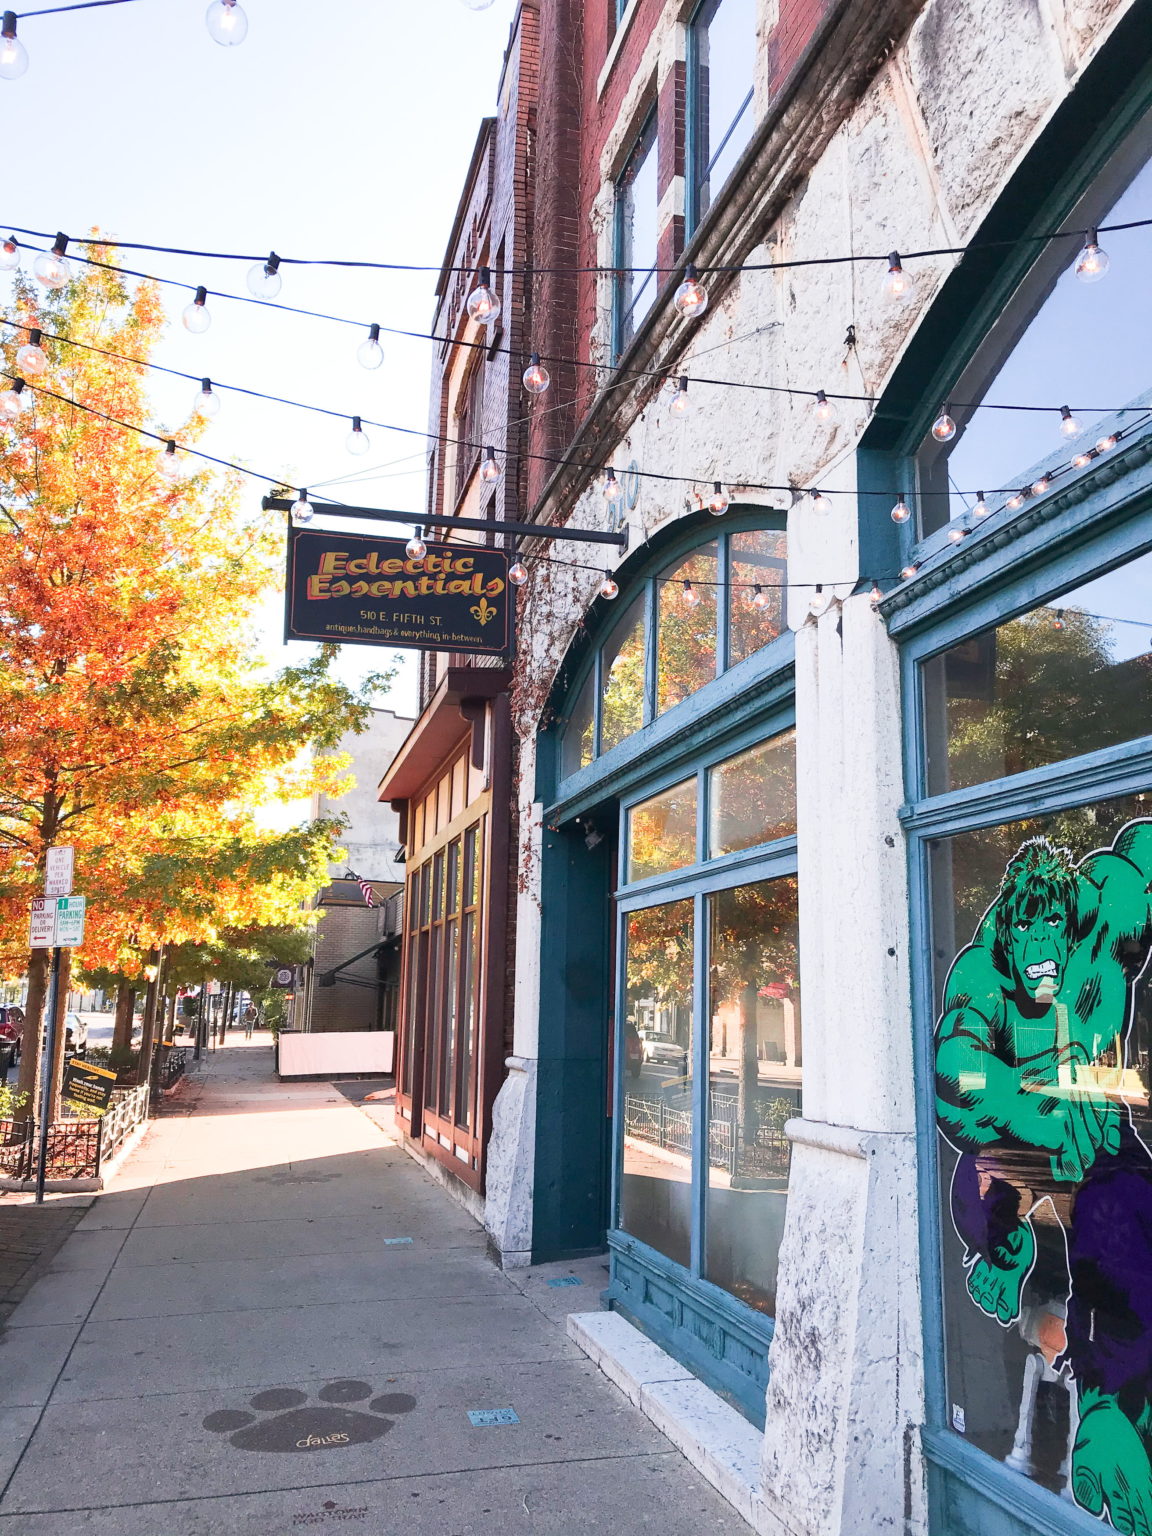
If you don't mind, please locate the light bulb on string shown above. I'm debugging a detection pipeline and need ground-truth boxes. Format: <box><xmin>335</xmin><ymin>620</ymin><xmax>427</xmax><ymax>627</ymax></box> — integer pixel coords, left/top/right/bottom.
<box><xmin>869</xmin><ymin>581</ymin><xmax>883</xmax><ymax>608</ymax></box>
<box><xmin>0</xmin><ymin>378</ymin><xmax>26</xmax><ymax>420</ymax></box>
<box><xmin>813</xmin><ymin>389</ymin><xmax>836</xmax><ymax>423</ymax></box>
<box><xmin>205</xmin><ymin>0</ymin><xmax>248</xmax><ymax>46</ymax></box>
<box><xmin>673</xmin><ymin>264</ymin><xmax>708</xmax><ymax>319</ymax></box>
<box><xmin>808</xmin><ymin>584</ymin><xmax>827</xmax><ymax>616</ymax></box>
<box><xmin>1059</xmin><ymin>404</ymin><xmax>1081</xmax><ymax>438</ymax></box>
<box><xmin>883</xmin><ymin>251</ymin><xmax>911</xmax><ymax>300</ymax></box>
<box><xmin>681</xmin><ymin>579</ymin><xmax>701</xmax><ymax>608</ymax></box>
<box><xmin>1006</xmin><ymin>489</ymin><xmax>1026</xmax><ymax>510</ymax></box>
<box><xmin>357</xmin><ymin>324</ymin><xmax>384</xmax><ymax>370</ymax></box>
<box><xmin>15</xmin><ymin>330</ymin><xmax>46</xmax><ymax>377</ymax></box>
<box><xmin>346</xmin><ymin>416</ymin><xmax>370</xmax><ymax>455</ymax></box>
<box><xmin>972</xmin><ymin>491</ymin><xmax>990</xmax><ymax>518</ymax></box>
<box><xmin>750</xmin><ymin>584</ymin><xmax>770</xmax><ymax>610</ymax></box>
<box><xmin>1074</xmin><ymin>228</ymin><xmax>1109</xmax><ymax>283</ymax></box>
<box><xmin>159</xmin><ymin>440</ymin><xmax>184</xmax><ymax>482</ymax></box>
<box><xmin>599</xmin><ymin>572</ymin><xmax>619</xmax><ymax>600</ymax></box>
<box><xmin>931</xmin><ymin>405</ymin><xmax>956</xmax><ymax>442</ymax></box>
<box><xmin>900</xmin><ymin>562</ymin><xmax>919</xmax><ymax>580</ymax></box>
<box><xmin>467</xmin><ymin>267</ymin><xmax>501</xmax><ymax>324</ymax></box>
<box><xmin>808</xmin><ymin>488</ymin><xmax>831</xmax><ymax>513</ymax></box>
<box><xmin>707</xmin><ymin>481</ymin><xmax>730</xmax><ymax>516</ymax></box>
<box><xmin>522</xmin><ymin>353</ymin><xmax>550</xmax><ymax>394</ymax></box>
<box><xmin>1073</xmin><ymin>449</ymin><xmax>1094</xmax><ymax>469</ymax></box>
<box><xmin>1097</xmin><ymin>434</ymin><xmax>1118</xmax><ymax>453</ymax></box>
<box><xmin>480</xmin><ymin>447</ymin><xmax>502</xmax><ymax>483</ymax></box>
<box><xmin>33</xmin><ymin>234</ymin><xmax>72</xmax><ymax>290</ymax></box>
<box><xmin>946</xmin><ymin>519</ymin><xmax>969</xmax><ymax>544</ymax></box>
<box><xmin>0</xmin><ymin>236</ymin><xmax>19</xmax><ymax>271</ymax></box>
<box><xmin>669</xmin><ymin>377</ymin><xmax>691</xmax><ymax>418</ymax></box>
<box><xmin>601</xmin><ymin>468</ymin><xmax>622</xmax><ymax>504</ymax></box>
<box><xmin>290</xmin><ymin>491</ymin><xmax>313</xmax><ymax>525</ymax></box>
<box><xmin>405</xmin><ymin>530</ymin><xmax>427</xmax><ymax>560</ymax></box>
<box><xmin>182</xmin><ymin>286</ymin><xmax>211</xmax><ymax>333</ymax></box>
<box><xmin>247</xmin><ymin>253</ymin><xmax>282</xmax><ymax>300</ymax></box>
<box><xmin>890</xmin><ymin>497</ymin><xmax>911</xmax><ymax>524</ymax></box>
<box><xmin>1031</xmin><ymin>476</ymin><xmax>1050</xmax><ymax>497</ymax></box>
<box><xmin>460</xmin><ymin>0</ymin><xmax>496</xmax><ymax>10</ymax></box>
<box><xmin>194</xmin><ymin>379</ymin><xmax>220</xmax><ymax>419</ymax></box>
<box><xmin>1051</xmin><ymin>609</ymin><xmax>1066</xmax><ymax>631</ymax></box>
<box><xmin>0</xmin><ymin>14</ymin><xmax>28</xmax><ymax>80</ymax></box>
<box><xmin>508</xmin><ymin>559</ymin><xmax>529</xmax><ymax>587</ymax></box>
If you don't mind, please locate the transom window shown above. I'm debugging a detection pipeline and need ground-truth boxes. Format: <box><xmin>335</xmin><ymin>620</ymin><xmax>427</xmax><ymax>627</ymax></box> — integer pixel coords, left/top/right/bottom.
<box><xmin>688</xmin><ymin>0</ymin><xmax>757</xmax><ymax>230</ymax></box>
<box><xmin>561</xmin><ymin>523</ymin><xmax>787</xmax><ymax>778</ymax></box>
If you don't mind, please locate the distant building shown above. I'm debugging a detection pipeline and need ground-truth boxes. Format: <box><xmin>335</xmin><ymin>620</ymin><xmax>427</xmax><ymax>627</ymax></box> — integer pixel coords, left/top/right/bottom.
<box><xmin>295</xmin><ymin>709</ymin><xmax>412</xmax><ymax>1034</ymax></box>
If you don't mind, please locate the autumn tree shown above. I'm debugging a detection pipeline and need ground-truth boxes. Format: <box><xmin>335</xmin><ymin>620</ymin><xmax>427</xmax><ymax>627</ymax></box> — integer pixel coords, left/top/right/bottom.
<box><xmin>0</xmin><ymin>246</ymin><xmax>385</xmax><ymax>1115</ymax></box>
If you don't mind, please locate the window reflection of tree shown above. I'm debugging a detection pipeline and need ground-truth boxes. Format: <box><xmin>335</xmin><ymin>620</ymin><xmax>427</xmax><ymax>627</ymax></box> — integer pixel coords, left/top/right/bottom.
<box><xmin>601</xmin><ymin>595</ymin><xmax>646</xmax><ymax>754</ymax></box>
<box><xmin>628</xmin><ymin>778</ymin><xmax>698</xmax><ymax>881</ymax></box>
<box><xmin>709</xmin><ymin>733</ymin><xmax>797</xmax><ymax>856</ymax></box>
<box><xmin>657</xmin><ymin>544</ymin><xmax>718</xmax><ymax>714</ymax></box>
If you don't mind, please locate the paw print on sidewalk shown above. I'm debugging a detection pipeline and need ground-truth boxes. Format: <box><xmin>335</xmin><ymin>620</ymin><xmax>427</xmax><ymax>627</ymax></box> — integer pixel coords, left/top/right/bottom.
<box><xmin>202</xmin><ymin>1380</ymin><xmax>416</xmax><ymax>1453</ymax></box>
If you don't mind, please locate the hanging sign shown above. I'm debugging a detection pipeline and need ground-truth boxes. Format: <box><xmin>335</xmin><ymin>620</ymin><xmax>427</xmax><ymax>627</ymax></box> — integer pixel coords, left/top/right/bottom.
<box><xmin>62</xmin><ymin>1057</ymin><xmax>116</xmax><ymax>1115</ymax></box>
<box><xmin>271</xmin><ymin>966</ymin><xmax>296</xmax><ymax>989</ymax></box>
<box><xmin>284</xmin><ymin>528</ymin><xmax>513</xmax><ymax>656</ymax></box>
<box><xmin>45</xmin><ymin>846</ymin><xmax>74</xmax><ymax>897</ymax></box>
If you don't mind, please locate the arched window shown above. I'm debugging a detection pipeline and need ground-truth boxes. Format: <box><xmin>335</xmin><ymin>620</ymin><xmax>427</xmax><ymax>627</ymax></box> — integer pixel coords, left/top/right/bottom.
<box><xmin>561</xmin><ymin>517</ymin><xmax>787</xmax><ymax>778</ymax></box>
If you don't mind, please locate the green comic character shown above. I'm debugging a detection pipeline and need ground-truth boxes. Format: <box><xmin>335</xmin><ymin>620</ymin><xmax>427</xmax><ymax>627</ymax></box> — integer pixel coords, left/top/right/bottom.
<box><xmin>935</xmin><ymin>822</ymin><xmax>1152</xmax><ymax>1533</ymax></box>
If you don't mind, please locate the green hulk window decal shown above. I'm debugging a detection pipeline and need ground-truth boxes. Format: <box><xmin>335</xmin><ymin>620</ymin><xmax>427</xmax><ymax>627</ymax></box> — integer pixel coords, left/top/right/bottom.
<box><xmin>934</xmin><ymin>818</ymin><xmax>1152</xmax><ymax>1532</ymax></box>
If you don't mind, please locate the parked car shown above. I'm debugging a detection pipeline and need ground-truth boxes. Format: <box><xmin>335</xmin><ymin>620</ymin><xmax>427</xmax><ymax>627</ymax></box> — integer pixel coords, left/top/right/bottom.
<box><xmin>638</xmin><ymin>1029</ymin><xmax>688</xmax><ymax>1074</ymax></box>
<box><xmin>63</xmin><ymin>1011</ymin><xmax>88</xmax><ymax>1058</ymax></box>
<box><xmin>0</xmin><ymin>1006</ymin><xmax>25</xmax><ymax>1065</ymax></box>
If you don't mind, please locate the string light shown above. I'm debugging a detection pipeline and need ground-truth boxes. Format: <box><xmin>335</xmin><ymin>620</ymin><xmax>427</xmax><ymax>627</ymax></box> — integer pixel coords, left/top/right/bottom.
<box><xmin>460</xmin><ymin>0</ymin><xmax>496</xmax><ymax>11</ymax></box>
<box><xmin>707</xmin><ymin>481</ymin><xmax>730</xmax><ymax>516</ymax></box>
<box><xmin>669</xmin><ymin>377</ymin><xmax>691</xmax><ymax>418</ymax></box>
<box><xmin>813</xmin><ymin>389</ymin><xmax>835</xmax><ymax>423</ymax></box>
<box><xmin>182</xmin><ymin>286</ymin><xmax>211</xmax><ymax>333</ymax></box>
<box><xmin>405</xmin><ymin>530</ymin><xmax>427</xmax><ymax>560</ymax></box>
<box><xmin>809</xmin><ymin>489</ymin><xmax>831</xmax><ymax>513</ymax></box>
<box><xmin>1051</xmin><ymin>609</ymin><xmax>1066</xmax><ymax>630</ymax></box>
<box><xmin>682</xmin><ymin>579</ymin><xmax>701</xmax><ymax>607</ymax></box>
<box><xmin>946</xmin><ymin>518</ymin><xmax>969</xmax><ymax>543</ymax></box>
<box><xmin>0</xmin><ymin>13</ymin><xmax>28</xmax><ymax>80</ymax></box>
<box><xmin>931</xmin><ymin>405</ymin><xmax>956</xmax><ymax>442</ymax></box>
<box><xmin>1031</xmin><ymin>475</ymin><xmax>1050</xmax><ymax>496</ymax></box>
<box><xmin>205</xmin><ymin>0</ymin><xmax>249</xmax><ymax>47</ymax></box>
<box><xmin>480</xmin><ymin>447</ymin><xmax>502</xmax><ymax>483</ymax></box>
<box><xmin>673</xmin><ymin>264</ymin><xmax>708</xmax><ymax>319</ymax></box>
<box><xmin>193</xmin><ymin>378</ymin><xmax>220</xmax><ymax>419</ymax></box>
<box><xmin>522</xmin><ymin>353</ymin><xmax>550</xmax><ymax>394</ymax></box>
<box><xmin>972</xmin><ymin>491</ymin><xmax>990</xmax><ymax>517</ymax></box>
<box><xmin>599</xmin><ymin>571</ymin><xmax>619</xmax><ymax>600</ymax></box>
<box><xmin>346</xmin><ymin>416</ymin><xmax>370</xmax><ymax>455</ymax></box>
<box><xmin>0</xmin><ymin>236</ymin><xmax>17</xmax><ymax>271</ymax></box>
<box><xmin>33</xmin><ymin>233</ymin><xmax>71</xmax><ymax>290</ymax></box>
<box><xmin>602</xmin><ymin>467</ymin><xmax>622</xmax><ymax>504</ymax></box>
<box><xmin>247</xmin><ymin>252</ymin><xmax>282</xmax><ymax>300</ymax></box>
<box><xmin>357</xmin><ymin>324</ymin><xmax>384</xmax><ymax>370</ymax></box>
<box><xmin>869</xmin><ymin>581</ymin><xmax>883</xmax><ymax>607</ymax></box>
<box><xmin>291</xmin><ymin>490</ymin><xmax>313</xmax><ymax>525</ymax></box>
<box><xmin>0</xmin><ymin>377</ymin><xmax>26</xmax><ymax>419</ymax></box>
<box><xmin>750</xmin><ymin>584</ymin><xmax>770</xmax><ymax>610</ymax></box>
<box><xmin>1074</xmin><ymin>228</ymin><xmax>1109</xmax><ymax>283</ymax></box>
<box><xmin>808</xmin><ymin>584</ymin><xmax>827</xmax><ymax>616</ymax></box>
<box><xmin>1006</xmin><ymin>489</ymin><xmax>1026</xmax><ymax>510</ymax></box>
<box><xmin>15</xmin><ymin>330</ymin><xmax>46</xmax><ymax>377</ymax></box>
<box><xmin>159</xmin><ymin>439</ymin><xmax>183</xmax><ymax>482</ymax></box>
<box><xmin>900</xmin><ymin>562</ymin><xmax>919</xmax><ymax>580</ymax></box>
<box><xmin>890</xmin><ymin>498</ymin><xmax>911</xmax><ymax>524</ymax></box>
<box><xmin>508</xmin><ymin>559</ymin><xmax>528</xmax><ymax>586</ymax></box>
<box><xmin>1097</xmin><ymin>433</ymin><xmax>1118</xmax><ymax>452</ymax></box>
<box><xmin>467</xmin><ymin>267</ymin><xmax>501</xmax><ymax>324</ymax></box>
<box><xmin>1059</xmin><ymin>404</ymin><xmax>1081</xmax><ymax>438</ymax></box>
<box><xmin>1072</xmin><ymin>449</ymin><xmax>1094</xmax><ymax>469</ymax></box>
<box><xmin>883</xmin><ymin>251</ymin><xmax>911</xmax><ymax>300</ymax></box>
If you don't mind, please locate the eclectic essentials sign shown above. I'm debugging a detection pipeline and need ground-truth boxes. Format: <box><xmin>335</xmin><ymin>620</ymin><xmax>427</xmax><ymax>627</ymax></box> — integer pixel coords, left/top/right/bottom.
<box><xmin>62</xmin><ymin>1056</ymin><xmax>116</xmax><ymax>1115</ymax></box>
<box><xmin>284</xmin><ymin>528</ymin><xmax>513</xmax><ymax>656</ymax></box>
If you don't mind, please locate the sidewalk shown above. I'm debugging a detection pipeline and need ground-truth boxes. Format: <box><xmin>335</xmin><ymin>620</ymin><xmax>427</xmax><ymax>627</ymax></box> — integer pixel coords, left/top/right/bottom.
<box><xmin>0</xmin><ymin>1036</ymin><xmax>749</xmax><ymax>1533</ymax></box>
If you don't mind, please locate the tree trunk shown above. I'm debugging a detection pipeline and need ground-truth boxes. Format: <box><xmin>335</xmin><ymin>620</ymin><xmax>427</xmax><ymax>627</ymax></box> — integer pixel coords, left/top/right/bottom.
<box><xmin>112</xmin><ymin>984</ymin><xmax>136</xmax><ymax>1054</ymax></box>
<box><xmin>48</xmin><ymin>948</ymin><xmax>73</xmax><ymax>1120</ymax></box>
<box><xmin>15</xmin><ymin>947</ymin><xmax>49</xmax><ymax>1120</ymax></box>
<box><xmin>135</xmin><ymin>949</ymin><xmax>162</xmax><ymax>1086</ymax></box>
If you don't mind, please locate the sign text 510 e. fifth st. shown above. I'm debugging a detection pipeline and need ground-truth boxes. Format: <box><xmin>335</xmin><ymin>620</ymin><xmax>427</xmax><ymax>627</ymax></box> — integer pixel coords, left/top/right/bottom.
<box><xmin>284</xmin><ymin>529</ymin><xmax>513</xmax><ymax>657</ymax></box>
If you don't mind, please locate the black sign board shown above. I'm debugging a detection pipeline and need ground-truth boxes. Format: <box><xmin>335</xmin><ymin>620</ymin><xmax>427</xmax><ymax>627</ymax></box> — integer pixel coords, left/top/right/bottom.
<box><xmin>62</xmin><ymin>1056</ymin><xmax>116</xmax><ymax>1115</ymax></box>
<box><xmin>284</xmin><ymin>528</ymin><xmax>513</xmax><ymax>655</ymax></box>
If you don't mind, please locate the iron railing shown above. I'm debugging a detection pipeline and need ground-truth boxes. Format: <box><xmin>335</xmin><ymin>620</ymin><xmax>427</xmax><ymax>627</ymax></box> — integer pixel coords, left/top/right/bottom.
<box><xmin>0</xmin><ymin>1082</ymin><xmax>150</xmax><ymax>1182</ymax></box>
<box><xmin>623</xmin><ymin>1090</ymin><xmax>795</xmax><ymax>1180</ymax></box>
<box><xmin>154</xmin><ymin>1045</ymin><xmax>189</xmax><ymax>1095</ymax></box>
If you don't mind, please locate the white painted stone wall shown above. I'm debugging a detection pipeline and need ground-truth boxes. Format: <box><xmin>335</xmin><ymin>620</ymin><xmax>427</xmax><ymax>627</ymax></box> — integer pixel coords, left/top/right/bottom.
<box><xmin>488</xmin><ymin>0</ymin><xmax>1137</xmax><ymax>1531</ymax></box>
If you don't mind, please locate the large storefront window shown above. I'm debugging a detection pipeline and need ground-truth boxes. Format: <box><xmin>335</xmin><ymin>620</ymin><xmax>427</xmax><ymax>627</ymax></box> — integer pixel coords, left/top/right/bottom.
<box><xmin>560</xmin><ymin>520</ymin><xmax>787</xmax><ymax>778</ymax></box>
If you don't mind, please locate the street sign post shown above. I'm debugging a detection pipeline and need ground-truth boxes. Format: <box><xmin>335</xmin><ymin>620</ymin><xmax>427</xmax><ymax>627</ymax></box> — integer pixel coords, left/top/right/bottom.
<box><xmin>34</xmin><ymin>850</ymin><xmax>86</xmax><ymax>1205</ymax></box>
<box><xmin>45</xmin><ymin>846</ymin><xmax>74</xmax><ymax>897</ymax></box>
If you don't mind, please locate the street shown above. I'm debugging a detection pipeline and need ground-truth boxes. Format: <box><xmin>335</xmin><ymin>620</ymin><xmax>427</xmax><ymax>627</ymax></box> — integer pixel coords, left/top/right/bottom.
<box><xmin>0</xmin><ymin>1037</ymin><xmax>747</xmax><ymax>1534</ymax></box>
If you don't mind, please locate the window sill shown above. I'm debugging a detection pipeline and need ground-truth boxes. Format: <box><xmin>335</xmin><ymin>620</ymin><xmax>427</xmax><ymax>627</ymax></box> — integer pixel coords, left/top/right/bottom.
<box><xmin>598</xmin><ymin>0</ymin><xmax>642</xmax><ymax>100</ymax></box>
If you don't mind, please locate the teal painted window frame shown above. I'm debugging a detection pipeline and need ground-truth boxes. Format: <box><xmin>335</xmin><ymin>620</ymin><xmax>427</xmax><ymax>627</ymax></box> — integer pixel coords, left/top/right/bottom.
<box><xmin>685</xmin><ymin>0</ymin><xmax>756</xmax><ymax>234</ymax></box>
<box><xmin>558</xmin><ymin>509</ymin><xmax>788</xmax><ymax>782</ymax></box>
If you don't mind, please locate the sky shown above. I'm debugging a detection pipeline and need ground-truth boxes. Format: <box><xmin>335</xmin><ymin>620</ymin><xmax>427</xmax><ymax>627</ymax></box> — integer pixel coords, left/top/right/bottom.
<box><xmin>2</xmin><ymin>0</ymin><xmax>520</xmax><ymax>720</ymax></box>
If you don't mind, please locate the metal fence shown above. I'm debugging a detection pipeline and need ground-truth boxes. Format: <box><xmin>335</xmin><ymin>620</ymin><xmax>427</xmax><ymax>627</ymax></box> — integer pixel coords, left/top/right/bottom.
<box><xmin>154</xmin><ymin>1045</ymin><xmax>189</xmax><ymax>1095</ymax></box>
<box><xmin>624</xmin><ymin>1090</ymin><xmax>794</xmax><ymax>1180</ymax></box>
<box><xmin>0</xmin><ymin>1082</ymin><xmax>150</xmax><ymax>1182</ymax></box>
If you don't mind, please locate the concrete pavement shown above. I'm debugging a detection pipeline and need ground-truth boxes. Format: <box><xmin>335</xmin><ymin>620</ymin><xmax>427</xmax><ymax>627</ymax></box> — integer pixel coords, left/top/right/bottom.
<box><xmin>0</xmin><ymin>1035</ymin><xmax>749</xmax><ymax>1533</ymax></box>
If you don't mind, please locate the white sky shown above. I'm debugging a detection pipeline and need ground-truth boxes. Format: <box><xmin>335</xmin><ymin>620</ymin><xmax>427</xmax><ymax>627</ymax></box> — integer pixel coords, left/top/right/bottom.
<box><xmin>4</xmin><ymin>0</ymin><xmax>520</xmax><ymax>720</ymax></box>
